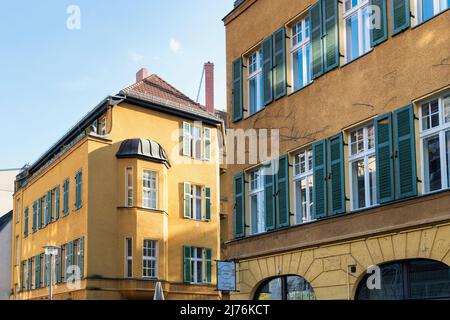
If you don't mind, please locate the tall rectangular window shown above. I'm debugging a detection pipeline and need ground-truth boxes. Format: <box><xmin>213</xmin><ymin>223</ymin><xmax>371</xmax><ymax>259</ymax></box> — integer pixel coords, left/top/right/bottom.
<box><xmin>293</xmin><ymin>148</ymin><xmax>314</xmax><ymax>224</ymax></box>
<box><xmin>203</xmin><ymin>128</ymin><xmax>211</xmax><ymax>161</ymax></box>
<box><xmin>125</xmin><ymin>168</ymin><xmax>133</xmax><ymax>207</ymax></box>
<box><xmin>291</xmin><ymin>16</ymin><xmax>312</xmax><ymax>91</ymax></box>
<box><xmin>344</xmin><ymin>0</ymin><xmax>371</xmax><ymax>62</ymax></box>
<box><xmin>75</xmin><ymin>170</ymin><xmax>82</xmax><ymax>210</ymax></box>
<box><xmin>143</xmin><ymin>240</ymin><xmax>157</xmax><ymax>278</ymax></box>
<box><xmin>192</xmin><ymin>185</ymin><xmax>203</xmax><ymax>220</ymax></box>
<box><xmin>16</xmin><ymin>198</ymin><xmax>20</xmax><ymax>223</ymax></box>
<box><xmin>190</xmin><ymin>248</ymin><xmax>204</xmax><ymax>284</ymax></box>
<box><xmin>101</xmin><ymin>117</ymin><xmax>107</xmax><ymax>135</ymax></box>
<box><xmin>63</xmin><ymin>179</ymin><xmax>69</xmax><ymax>216</ymax></box>
<box><xmin>349</xmin><ymin>124</ymin><xmax>377</xmax><ymax>210</ymax></box>
<box><xmin>249</xmin><ymin>168</ymin><xmax>265</xmax><ymax>235</ymax></box>
<box><xmin>183</xmin><ymin>122</ymin><xmax>192</xmax><ymax>157</ymax></box>
<box><xmin>420</xmin><ymin>93</ymin><xmax>450</xmax><ymax>193</ymax></box>
<box><xmin>143</xmin><ymin>171</ymin><xmax>157</xmax><ymax>209</ymax></box>
<box><xmin>24</xmin><ymin>207</ymin><xmax>29</xmax><ymax>237</ymax></box>
<box><xmin>247</xmin><ymin>49</ymin><xmax>263</xmax><ymax>115</ymax></box>
<box><xmin>417</xmin><ymin>0</ymin><xmax>449</xmax><ymax>23</ymax></box>
<box><xmin>125</xmin><ymin>238</ymin><xmax>132</xmax><ymax>278</ymax></box>
<box><xmin>15</xmin><ymin>236</ymin><xmax>19</xmax><ymax>266</ymax></box>
<box><xmin>193</xmin><ymin>127</ymin><xmax>202</xmax><ymax>160</ymax></box>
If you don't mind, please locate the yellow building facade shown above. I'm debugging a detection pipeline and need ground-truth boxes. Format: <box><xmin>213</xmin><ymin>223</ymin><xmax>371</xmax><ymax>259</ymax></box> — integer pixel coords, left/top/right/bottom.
<box><xmin>222</xmin><ymin>0</ymin><xmax>450</xmax><ymax>300</ymax></box>
<box><xmin>11</xmin><ymin>74</ymin><xmax>224</xmax><ymax>300</ymax></box>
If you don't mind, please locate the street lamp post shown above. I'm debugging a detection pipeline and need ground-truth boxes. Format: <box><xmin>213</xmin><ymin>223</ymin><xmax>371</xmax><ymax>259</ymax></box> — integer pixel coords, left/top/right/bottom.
<box><xmin>43</xmin><ymin>245</ymin><xmax>60</xmax><ymax>301</ymax></box>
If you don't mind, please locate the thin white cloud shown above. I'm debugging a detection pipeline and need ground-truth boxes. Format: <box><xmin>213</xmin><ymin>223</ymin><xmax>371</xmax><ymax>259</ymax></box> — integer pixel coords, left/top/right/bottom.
<box><xmin>128</xmin><ymin>50</ymin><xmax>144</xmax><ymax>62</ymax></box>
<box><xmin>169</xmin><ymin>37</ymin><xmax>181</xmax><ymax>54</ymax></box>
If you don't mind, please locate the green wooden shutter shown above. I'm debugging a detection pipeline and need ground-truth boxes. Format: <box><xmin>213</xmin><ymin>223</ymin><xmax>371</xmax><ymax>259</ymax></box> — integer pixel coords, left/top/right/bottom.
<box><xmin>183</xmin><ymin>122</ymin><xmax>192</xmax><ymax>157</ymax></box>
<box><xmin>20</xmin><ymin>261</ymin><xmax>24</xmax><ymax>291</ymax></box>
<box><xmin>183</xmin><ymin>246</ymin><xmax>192</xmax><ymax>283</ymax></box>
<box><xmin>63</xmin><ymin>179</ymin><xmax>69</xmax><ymax>216</ymax></box>
<box><xmin>232</xmin><ymin>57</ymin><xmax>243</xmax><ymax>122</ymax></box>
<box><xmin>37</xmin><ymin>199</ymin><xmax>42</xmax><ymax>229</ymax></box>
<box><xmin>262</xmin><ymin>35</ymin><xmax>273</xmax><ymax>106</ymax></box>
<box><xmin>264</xmin><ymin>172</ymin><xmax>276</xmax><ymax>231</ymax></box>
<box><xmin>24</xmin><ymin>208</ymin><xmax>28</xmax><ymax>237</ymax></box>
<box><xmin>328</xmin><ymin>133</ymin><xmax>346</xmax><ymax>215</ymax></box>
<box><xmin>394</xmin><ymin>104</ymin><xmax>417</xmax><ymax>199</ymax></box>
<box><xmin>313</xmin><ymin>140</ymin><xmax>327</xmax><ymax>219</ymax></box>
<box><xmin>276</xmin><ymin>155</ymin><xmax>290</xmax><ymax>228</ymax></box>
<box><xmin>35</xmin><ymin>255</ymin><xmax>41</xmax><ymax>289</ymax></box>
<box><xmin>55</xmin><ymin>185</ymin><xmax>60</xmax><ymax>220</ymax></box>
<box><xmin>78</xmin><ymin>237</ymin><xmax>84</xmax><ymax>278</ymax></box>
<box><xmin>375</xmin><ymin>113</ymin><xmax>395</xmax><ymax>204</ymax></box>
<box><xmin>391</xmin><ymin>0</ymin><xmax>410</xmax><ymax>35</ymax></box>
<box><xmin>233</xmin><ymin>173</ymin><xmax>246</xmax><ymax>238</ymax></box>
<box><xmin>45</xmin><ymin>190</ymin><xmax>52</xmax><ymax>225</ymax></box>
<box><xmin>310</xmin><ymin>2</ymin><xmax>324</xmax><ymax>79</ymax></box>
<box><xmin>370</xmin><ymin>0</ymin><xmax>388</xmax><ymax>46</ymax></box>
<box><xmin>32</xmin><ymin>201</ymin><xmax>37</xmax><ymax>233</ymax></box>
<box><xmin>322</xmin><ymin>0</ymin><xmax>339</xmax><ymax>72</ymax></box>
<box><xmin>183</xmin><ymin>182</ymin><xmax>192</xmax><ymax>218</ymax></box>
<box><xmin>205</xmin><ymin>248</ymin><xmax>212</xmax><ymax>284</ymax></box>
<box><xmin>75</xmin><ymin>171</ymin><xmax>82</xmax><ymax>209</ymax></box>
<box><xmin>205</xmin><ymin>187</ymin><xmax>211</xmax><ymax>221</ymax></box>
<box><xmin>273</xmin><ymin>27</ymin><xmax>287</xmax><ymax>99</ymax></box>
<box><xmin>55</xmin><ymin>249</ymin><xmax>61</xmax><ymax>284</ymax></box>
<box><xmin>27</xmin><ymin>259</ymin><xmax>32</xmax><ymax>290</ymax></box>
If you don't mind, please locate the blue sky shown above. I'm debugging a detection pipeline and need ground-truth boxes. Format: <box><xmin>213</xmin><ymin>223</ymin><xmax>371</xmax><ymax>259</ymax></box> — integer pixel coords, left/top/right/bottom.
<box><xmin>0</xmin><ymin>0</ymin><xmax>231</xmax><ymax>169</ymax></box>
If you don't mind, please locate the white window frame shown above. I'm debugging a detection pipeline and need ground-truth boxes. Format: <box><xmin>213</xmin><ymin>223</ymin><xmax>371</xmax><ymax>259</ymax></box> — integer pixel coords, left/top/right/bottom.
<box><xmin>419</xmin><ymin>93</ymin><xmax>450</xmax><ymax>194</ymax></box>
<box><xmin>203</xmin><ymin>128</ymin><xmax>211</xmax><ymax>161</ymax></box>
<box><xmin>142</xmin><ymin>240</ymin><xmax>157</xmax><ymax>279</ymax></box>
<box><xmin>190</xmin><ymin>247</ymin><xmax>206</xmax><ymax>284</ymax></box>
<box><xmin>192</xmin><ymin>185</ymin><xmax>203</xmax><ymax>220</ymax></box>
<box><xmin>125</xmin><ymin>167</ymin><xmax>133</xmax><ymax>207</ymax></box>
<box><xmin>142</xmin><ymin>170</ymin><xmax>157</xmax><ymax>210</ymax></box>
<box><xmin>100</xmin><ymin>117</ymin><xmax>107</xmax><ymax>135</ymax></box>
<box><xmin>249</xmin><ymin>168</ymin><xmax>265</xmax><ymax>235</ymax></box>
<box><xmin>348</xmin><ymin>124</ymin><xmax>378</xmax><ymax>211</ymax></box>
<box><xmin>415</xmin><ymin>0</ymin><xmax>449</xmax><ymax>24</ymax></box>
<box><xmin>247</xmin><ymin>49</ymin><xmax>263</xmax><ymax>116</ymax></box>
<box><xmin>293</xmin><ymin>148</ymin><xmax>314</xmax><ymax>224</ymax></box>
<box><xmin>193</xmin><ymin>126</ymin><xmax>202</xmax><ymax>160</ymax></box>
<box><xmin>343</xmin><ymin>0</ymin><xmax>371</xmax><ymax>63</ymax></box>
<box><xmin>290</xmin><ymin>16</ymin><xmax>312</xmax><ymax>91</ymax></box>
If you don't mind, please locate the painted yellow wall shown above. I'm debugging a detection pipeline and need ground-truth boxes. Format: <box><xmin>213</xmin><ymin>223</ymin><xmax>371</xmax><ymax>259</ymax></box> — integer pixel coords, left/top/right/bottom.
<box><xmin>12</xmin><ymin>101</ymin><xmax>222</xmax><ymax>300</ymax></box>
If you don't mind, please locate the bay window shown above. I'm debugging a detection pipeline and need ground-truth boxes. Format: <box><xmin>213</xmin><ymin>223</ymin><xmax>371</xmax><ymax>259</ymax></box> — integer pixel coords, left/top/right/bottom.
<box><xmin>249</xmin><ymin>168</ymin><xmax>265</xmax><ymax>235</ymax></box>
<box><xmin>293</xmin><ymin>148</ymin><xmax>314</xmax><ymax>224</ymax></box>
<box><xmin>344</xmin><ymin>0</ymin><xmax>371</xmax><ymax>62</ymax></box>
<box><xmin>349</xmin><ymin>124</ymin><xmax>377</xmax><ymax>210</ymax></box>
<box><xmin>248</xmin><ymin>49</ymin><xmax>263</xmax><ymax>115</ymax></box>
<box><xmin>143</xmin><ymin>170</ymin><xmax>157</xmax><ymax>209</ymax></box>
<box><xmin>125</xmin><ymin>238</ymin><xmax>132</xmax><ymax>278</ymax></box>
<box><xmin>291</xmin><ymin>16</ymin><xmax>312</xmax><ymax>91</ymax></box>
<box><xmin>417</xmin><ymin>0</ymin><xmax>449</xmax><ymax>23</ymax></box>
<box><xmin>420</xmin><ymin>93</ymin><xmax>450</xmax><ymax>193</ymax></box>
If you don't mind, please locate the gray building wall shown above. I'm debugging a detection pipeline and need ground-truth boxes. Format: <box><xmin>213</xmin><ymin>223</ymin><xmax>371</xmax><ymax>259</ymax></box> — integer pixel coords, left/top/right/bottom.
<box><xmin>0</xmin><ymin>217</ymin><xmax>12</xmax><ymax>300</ymax></box>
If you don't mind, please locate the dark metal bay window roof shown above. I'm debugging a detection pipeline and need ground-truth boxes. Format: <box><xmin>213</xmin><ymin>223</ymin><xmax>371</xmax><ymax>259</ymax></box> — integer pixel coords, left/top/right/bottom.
<box><xmin>116</xmin><ymin>138</ymin><xmax>171</xmax><ymax>168</ymax></box>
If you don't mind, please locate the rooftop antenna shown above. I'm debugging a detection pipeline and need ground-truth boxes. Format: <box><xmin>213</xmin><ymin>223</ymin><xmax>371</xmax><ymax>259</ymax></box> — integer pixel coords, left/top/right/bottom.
<box><xmin>195</xmin><ymin>65</ymin><xmax>205</xmax><ymax>103</ymax></box>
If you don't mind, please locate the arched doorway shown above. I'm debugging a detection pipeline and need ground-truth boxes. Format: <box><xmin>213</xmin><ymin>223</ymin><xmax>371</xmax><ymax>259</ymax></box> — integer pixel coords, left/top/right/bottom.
<box><xmin>355</xmin><ymin>259</ymin><xmax>450</xmax><ymax>300</ymax></box>
<box><xmin>254</xmin><ymin>275</ymin><xmax>316</xmax><ymax>300</ymax></box>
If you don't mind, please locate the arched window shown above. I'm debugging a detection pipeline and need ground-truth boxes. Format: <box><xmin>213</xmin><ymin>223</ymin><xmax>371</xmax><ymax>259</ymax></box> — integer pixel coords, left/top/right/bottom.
<box><xmin>254</xmin><ymin>275</ymin><xmax>316</xmax><ymax>300</ymax></box>
<box><xmin>356</xmin><ymin>259</ymin><xmax>450</xmax><ymax>300</ymax></box>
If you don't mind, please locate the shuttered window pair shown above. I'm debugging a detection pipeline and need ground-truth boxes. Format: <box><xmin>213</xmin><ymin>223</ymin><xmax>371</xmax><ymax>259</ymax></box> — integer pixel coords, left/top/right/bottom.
<box><xmin>183</xmin><ymin>246</ymin><xmax>212</xmax><ymax>284</ymax></box>
<box><xmin>232</xmin><ymin>28</ymin><xmax>286</xmax><ymax>122</ymax></box>
<box><xmin>233</xmin><ymin>156</ymin><xmax>290</xmax><ymax>239</ymax></box>
<box><xmin>183</xmin><ymin>122</ymin><xmax>212</xmax><ymax>160</ymax></box>
<box><xmin>183</xmin><ymin>183</ymin><xmax>212</xmax><ymax>221</ymax></box>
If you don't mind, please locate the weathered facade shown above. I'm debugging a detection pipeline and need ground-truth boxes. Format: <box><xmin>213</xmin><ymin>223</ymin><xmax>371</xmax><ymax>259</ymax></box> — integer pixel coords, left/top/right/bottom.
<box><xmin>11</xmin><ymin>72</ymin><xmax>224</xmax><ymax>300</ymax></box>
<box><xmin>223</xmin><ymin>0</ymin><xmax>450</xmax><ymax>299</ymax></box>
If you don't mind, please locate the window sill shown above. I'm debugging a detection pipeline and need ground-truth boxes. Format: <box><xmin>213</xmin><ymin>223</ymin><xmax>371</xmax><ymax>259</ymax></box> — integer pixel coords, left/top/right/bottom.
<box><xmin>288</xmin><ymin>82</ymin><xmax>313</xmax><ymax>98</ymax></box>
<box><xmin>142</xmin><ymin>277</ymin><xmax>158</xmax><ymax>281</ymax></box>
<box><xmin>411</xmin><ymin>8</ymin><xmax>450</xmax><ymax>31</ymax></box>
<box><xmin>184</xmin><ymin>217</ymin><xmax>210</xmax><ymax>223</ymax></box>
<box><xmin>339</xmin><ymin>48</ymin><xmax>374</xmax><ymax>70</ymax></box>
<box><xmin>118</xmin><ymin>206</ymin><xmax>168</xmax><ymax>215</ymax></box>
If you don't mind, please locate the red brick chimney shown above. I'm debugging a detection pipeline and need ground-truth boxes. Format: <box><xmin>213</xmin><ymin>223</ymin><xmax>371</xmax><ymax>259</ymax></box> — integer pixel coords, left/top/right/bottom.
<box><xmin>136</xmin><ymin>68</ymin><xmax>148</xmax><ymax>83</ymax></box>
<box><xmin>204</xmin><ymin>62</ymin><xmax>214</xmax><ymax>113</ymax></box>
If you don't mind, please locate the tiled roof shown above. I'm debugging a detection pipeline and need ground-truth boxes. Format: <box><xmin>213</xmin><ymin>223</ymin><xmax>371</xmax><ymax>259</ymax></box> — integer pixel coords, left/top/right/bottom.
<box><xmin>121</xmin><ymin>74</ymin><xmax>221</xmax><ymax>122</ymax></box>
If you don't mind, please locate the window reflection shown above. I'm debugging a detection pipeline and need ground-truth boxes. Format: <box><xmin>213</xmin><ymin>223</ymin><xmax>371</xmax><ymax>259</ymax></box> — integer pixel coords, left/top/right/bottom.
<box><xmin>255</xmin><ymin>275</ymin><xmax>316</xmax><ymax>300</ymax></box>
